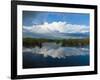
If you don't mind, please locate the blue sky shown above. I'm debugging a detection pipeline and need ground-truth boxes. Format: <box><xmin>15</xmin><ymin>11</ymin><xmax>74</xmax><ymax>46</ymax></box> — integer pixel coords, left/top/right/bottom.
<box><xmin>23</xmin><ymin>11</ymin><xmax>90</xmax><ymax>26</ymax></box>
<box><xmin>23</xmin><ymin>11</ymin><xmax>90</xmax><ymax>39</ymax></box>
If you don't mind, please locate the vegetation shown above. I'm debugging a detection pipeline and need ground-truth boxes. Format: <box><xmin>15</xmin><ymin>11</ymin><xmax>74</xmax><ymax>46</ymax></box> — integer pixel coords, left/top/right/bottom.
<box><xmin>23</xmin><ymin>38</ymin><xmax>89</xmax><ymax>48</ymax></box>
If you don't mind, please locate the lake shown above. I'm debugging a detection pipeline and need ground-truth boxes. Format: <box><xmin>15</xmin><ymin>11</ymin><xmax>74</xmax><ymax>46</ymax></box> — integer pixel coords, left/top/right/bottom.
<box><xmin>23</xmin><ymin>42</ymin><xmax>89</xmax><ymax>68</ymax></box>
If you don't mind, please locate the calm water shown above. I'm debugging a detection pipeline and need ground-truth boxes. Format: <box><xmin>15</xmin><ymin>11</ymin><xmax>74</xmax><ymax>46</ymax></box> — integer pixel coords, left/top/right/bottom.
<box><xmin>23</xmin><ymin>43</ymin><xmax>89</xmax><ymax>69</ymax></box>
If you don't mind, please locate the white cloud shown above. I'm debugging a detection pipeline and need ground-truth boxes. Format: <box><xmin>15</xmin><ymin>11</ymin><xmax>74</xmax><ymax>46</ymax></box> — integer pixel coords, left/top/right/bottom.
<box><xmin>23</xmin><ymin>21</ymin><xmax>89</xmax><ymax>34</ymax></box>
<box><xmin>23</xmin><ymin>42</ymin><xmax>89</xmax><ymax>59</ymax></box>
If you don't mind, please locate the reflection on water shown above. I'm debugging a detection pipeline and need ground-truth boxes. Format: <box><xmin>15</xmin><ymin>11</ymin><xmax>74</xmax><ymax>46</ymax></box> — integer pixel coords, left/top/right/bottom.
<box><xmin>23</xmin><ymin>42</ymin><xmax>89</xmax><ymax>59</ymax></box>
<box><xmin>23</xmin><ymin>42</ymin><xmax>89</xmax><ymax>68</ymax></box>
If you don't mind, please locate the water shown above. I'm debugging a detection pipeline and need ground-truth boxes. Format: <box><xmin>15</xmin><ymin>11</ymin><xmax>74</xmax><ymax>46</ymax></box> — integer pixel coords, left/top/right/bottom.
<box><xmin>23</xmin><ymin>42</ymin><xmax>89</xmax><ymax>69</ymax></box>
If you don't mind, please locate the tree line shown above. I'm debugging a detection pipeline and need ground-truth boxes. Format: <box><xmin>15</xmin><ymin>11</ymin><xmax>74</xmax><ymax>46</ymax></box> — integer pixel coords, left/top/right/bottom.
<box><xmin>23</xmin><ymin>38</ymin><xmax>89</xmax><ymax>47</ymax></box>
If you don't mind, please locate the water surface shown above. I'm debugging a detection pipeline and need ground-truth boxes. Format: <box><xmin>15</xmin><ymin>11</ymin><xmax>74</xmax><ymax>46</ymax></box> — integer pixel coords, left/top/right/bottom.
<box><xmin>23</xmin><ymin>42</ymin><xmax>89</xmax><ymax>68</ymax></box>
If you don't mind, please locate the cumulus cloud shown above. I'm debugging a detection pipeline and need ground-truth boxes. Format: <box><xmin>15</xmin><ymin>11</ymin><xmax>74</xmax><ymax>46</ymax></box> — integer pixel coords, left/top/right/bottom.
<box><xmin>23</xmin><ymin>42</ymin><xmax>89</xmax><ymax>59</ymax></box>
<box><xmin>23</xmin><ymin>21</ymin><xmax>89</xmax><ymax>34</ymax></box>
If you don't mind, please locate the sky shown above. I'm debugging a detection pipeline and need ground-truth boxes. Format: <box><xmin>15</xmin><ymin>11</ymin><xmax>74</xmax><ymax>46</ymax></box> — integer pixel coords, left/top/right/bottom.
<box><xmin>23</xmin><ymin>11</ymin><xmax>90</xmax><ymax>39</ymax></box>
<box><xmin>23</xmin><ymin>11</ymin><xmax>90</xmax><ymax>26</ymax></box>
